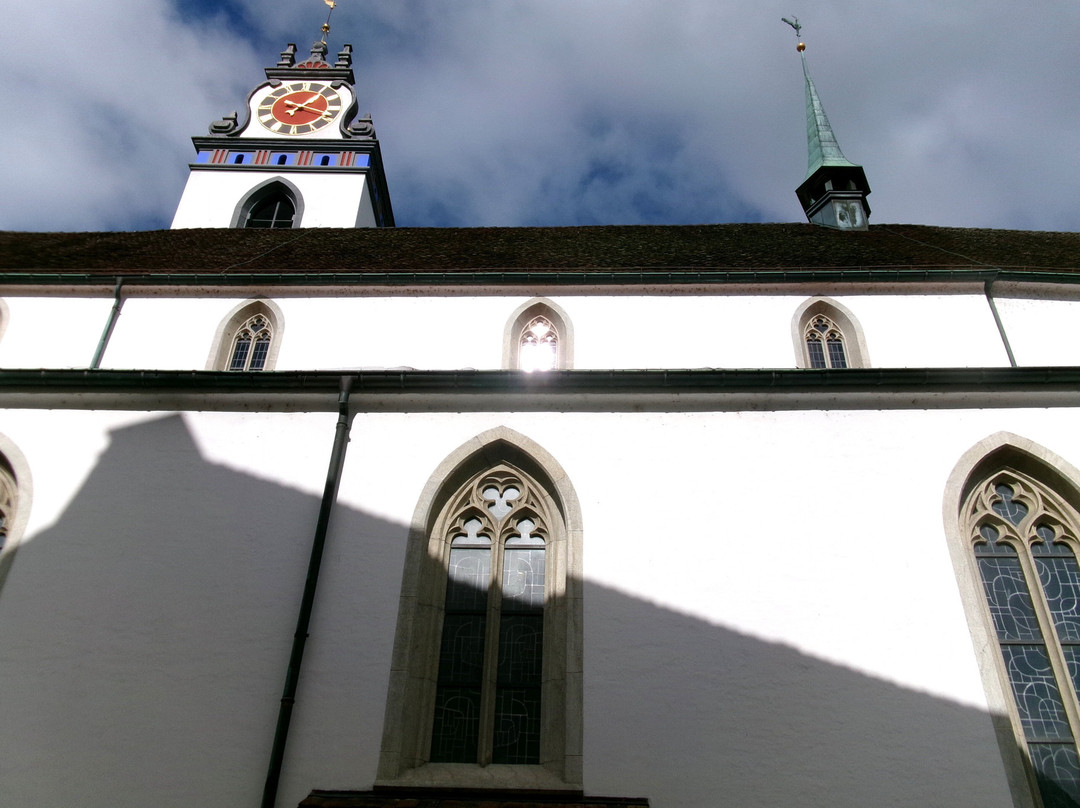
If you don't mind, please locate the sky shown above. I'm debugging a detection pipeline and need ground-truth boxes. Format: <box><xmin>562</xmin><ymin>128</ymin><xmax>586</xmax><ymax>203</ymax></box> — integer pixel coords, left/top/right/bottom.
<box><xmin>3</xmin><ymin>0</ymin><xmax>1079</xmax><ymax>232</ymax></box>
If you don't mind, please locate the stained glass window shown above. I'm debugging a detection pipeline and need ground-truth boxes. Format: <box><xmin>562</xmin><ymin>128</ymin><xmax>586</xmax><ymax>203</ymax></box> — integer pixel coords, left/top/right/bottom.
<box><xmin>227</xmin><ymin>315</ymin><xmax>273</xmax><ymax>371</ymax></box>
<box><xmin>430</xmin><ymin>468</ymin><xmax>548</xmax><ymax>765</ymax></box>
<box><xmin>967</xmin><ymin>474</ymin><xmax>1080</xmax><ymax>807</ymax></box>
<box><xmin>519</xmin><ymin>317</ymin><xmax>558</xmax><ymax>373</ymax></box>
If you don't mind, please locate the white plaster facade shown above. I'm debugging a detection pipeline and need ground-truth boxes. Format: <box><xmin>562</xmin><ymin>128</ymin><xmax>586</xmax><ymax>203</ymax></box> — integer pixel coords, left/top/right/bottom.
<box><xmin>0</xmin><ymin>275</ymin><xmax>1079</xmax><ymax>807</ymax></box>
<box><xmin>171</xmin><ymin>170</ymin><xmax>379</xmax><ymax>228</ymax></box>
<box><xmin>0</xmin><ymin>289</ymin><xmax>1071</xmax><ymax>372</ymax></box>
<box><xmin>2</xmin><ymin>402</ymin><xmax>1077</xmax><ymax>807</ymax></box>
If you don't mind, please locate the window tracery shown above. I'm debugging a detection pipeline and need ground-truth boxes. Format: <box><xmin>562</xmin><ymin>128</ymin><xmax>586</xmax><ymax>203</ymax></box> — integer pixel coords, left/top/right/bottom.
<box><xmin>805</xmin><ymin>314</ymin><xmax>848</xmax><ymax>369</ymax></box>
<box><xmin>431</xmin><ymin>467</ymin><xmax>548</xmax><ymax>765</ymax></box>
<box><xmin>227</xmin><ymin>313</ymin><xmax>273</xmax><ymax>371</ymax></box>
<box><xmin>792</xmin><ymin>297</ymin><xmax>868</xmax><ymax>369</ymax></box>
<box><xmin>504</xmin><ymin>300</ymin><xmax>573</xmax><ymax>371</ymax></box>
<box><xmin>964</xmin><ymin>469</ymin><xmax>1080</xmax><ymax>807</ymax></box>
<box><xmin>208</xmin><ymin>299</ymin><xmax>283</xmax><ymax>372</ymax></box>
<box><xmin>377</xmin><ymin>429</ymin><xmax>582</xmax><ymax>790</ymax></box>
<box><xmin>518</xmin><ymin>316</ymin><xmax>559</xmax><ymax>373</ymax></box>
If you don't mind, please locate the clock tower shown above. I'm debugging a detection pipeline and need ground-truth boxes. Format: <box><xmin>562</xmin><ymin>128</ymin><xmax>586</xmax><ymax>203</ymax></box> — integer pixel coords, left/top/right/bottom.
<box><xmin>171</xmin><ymin>40</ymin><xmax>394</xmax><ymax>229</ymax></box>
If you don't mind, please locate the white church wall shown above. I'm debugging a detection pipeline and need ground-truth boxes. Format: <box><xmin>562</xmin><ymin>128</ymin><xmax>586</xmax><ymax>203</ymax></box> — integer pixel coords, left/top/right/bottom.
<box><xmin>63</xmin><ymin>291</ymin><xmax>1058</xmax><ymax>372</ymax></box>
<box><xmin>170</xmin><ymin>170</ymin><xmax>376</xmax><ymax>228</ymax></box>
<box><xmin>835</xmin><ymin>294</ymin><xmax>1010</xmax><ymax>367</ymax></box>
<box><xmin>3</xmin><ymin>403</ymin><xmax>1074</xmax><ymax>806</ymax></box>
<box><xmin>101</xmin><ymin>297</ymin><xmax>258</xmax><ymax>370</ymax></box>
<box><xmin>1</xmin><ymin>290</ymin><xmax>1077</xmax><ymax>372</ymax></box>
<box><xmin>995</xmin><ymin>296</ymin><xmax>1080</xmax><ymax>366</ymax></box>
<box><xmin>0</xmin><ymin>296</ymin><xmax>114</xmax><ymax>368</ymax></box>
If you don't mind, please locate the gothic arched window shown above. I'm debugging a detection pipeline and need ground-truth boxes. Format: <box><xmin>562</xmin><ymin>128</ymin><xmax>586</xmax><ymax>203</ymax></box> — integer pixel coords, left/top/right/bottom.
<box><xmin>792</xmin><ymin>297</ymin><xmax>869</xmax><ymax>369</ymax></box>
<box><xmin>378</xmin><ymin>428</ymin><xmax>583</xmax><ymax>790</ymax></box>
<box><xmin>227</xmin><ymin>313</ymin><xmax>273</xmax><ymax>371</ymax></box>
<box><xmin>245</xmin><ymin>193</ymin><xmax>295</xmax><ymax>229</ymax></box>
<box><xmin>805</xmin><ymin>313</ymin><xmax>847</xmax><ymax>368</ymax></box>
<box><xmin>519</xmin><ymin>316</ymin><xmax>559</xmax><ymax>373</ymax></box>
<box><xmin>232</xmin><ymin>179</ymin><xmax>304</xmax><ymax>229</ymax></box>
<box><xmin>431</xmin><ymin>466</ymin><xmax>548</xmax><ymax>764</ymax></box>
<box><xmin>958</xmin><ymin>447</ymin><xmax>1080</xmax><ymax>807</ymax></box>
<box><xmin>504</xmin><ymin>299</ymin><xmax>573</xmax><ymax>371</ymax></box>
<box><xmin>207</xmin><ymin>299</ymin><xmax>284</xmax><ymax>372</ymax></box>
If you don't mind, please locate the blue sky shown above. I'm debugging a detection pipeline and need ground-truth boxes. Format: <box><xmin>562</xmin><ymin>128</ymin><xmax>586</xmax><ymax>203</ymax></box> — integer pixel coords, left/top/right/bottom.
<box><xmin>3</xmin><ymin>1</ymin><xmax>1080</xmax><ymax>231</ymax></box>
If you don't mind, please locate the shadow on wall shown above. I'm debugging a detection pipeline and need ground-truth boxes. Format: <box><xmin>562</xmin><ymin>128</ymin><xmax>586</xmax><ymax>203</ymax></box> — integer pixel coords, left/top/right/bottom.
<box><xmin>0</xmin><ymin>414</ymin><xmax>1021</xmax><ymax>808</ymax></box>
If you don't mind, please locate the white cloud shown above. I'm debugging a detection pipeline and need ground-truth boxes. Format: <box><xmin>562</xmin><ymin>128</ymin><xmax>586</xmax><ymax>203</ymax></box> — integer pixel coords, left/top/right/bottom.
<box><xmin>2</xmin><ymin>0</ymin><xmax>1079</xmax><ymax>231</ymax></box>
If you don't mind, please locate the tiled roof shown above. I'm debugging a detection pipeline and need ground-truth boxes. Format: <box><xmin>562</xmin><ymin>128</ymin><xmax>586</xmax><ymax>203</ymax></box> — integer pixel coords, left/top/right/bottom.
<box><xmin>0</xmin><ymin>223</ymin><xmax>1078</xmax><ymax>274</ymax></box>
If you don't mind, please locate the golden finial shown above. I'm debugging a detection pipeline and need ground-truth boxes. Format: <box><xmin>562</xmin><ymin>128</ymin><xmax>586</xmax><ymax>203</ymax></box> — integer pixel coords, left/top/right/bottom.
<box><xmin>797</xmin><ymin>42</ymin><xmax>805</xmax><ymax>52</ymax></box>
<box><xmin>320</xmin><ymin>0</ymin><xmax>337</xmax><ymax>43</ymax></box>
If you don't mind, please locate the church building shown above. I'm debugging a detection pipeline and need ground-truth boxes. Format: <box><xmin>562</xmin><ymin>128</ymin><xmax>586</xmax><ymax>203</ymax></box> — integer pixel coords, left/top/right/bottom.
<box><xmin>2</xmin><ymin>28</ymin><xmax>1080</xmax><ymax>808</ymax></box>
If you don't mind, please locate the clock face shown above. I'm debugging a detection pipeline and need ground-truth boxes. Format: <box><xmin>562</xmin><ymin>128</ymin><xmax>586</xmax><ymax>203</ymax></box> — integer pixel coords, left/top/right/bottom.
<box><xmin>257</xmin><ymin>82</ymin><xmax>343</xmax><ymax>135</ymax></box>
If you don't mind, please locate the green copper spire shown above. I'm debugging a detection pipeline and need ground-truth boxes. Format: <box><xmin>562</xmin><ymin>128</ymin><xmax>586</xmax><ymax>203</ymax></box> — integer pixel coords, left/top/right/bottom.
<box><xmin>802</xmin><ymin>52</ymin><xmax>858</xmax><ymax>178</ymax></box>
<box><xmin>784</xmin><ymin>21</ymin><xmax>872</xmax><ymax>231</ymax></box>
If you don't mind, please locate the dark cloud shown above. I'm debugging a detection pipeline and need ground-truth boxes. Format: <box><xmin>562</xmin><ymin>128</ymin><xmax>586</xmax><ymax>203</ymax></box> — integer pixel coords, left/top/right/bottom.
<box><xmin>3</xmin><ymin>1</ymin><xmax>1079</xmax><ymax>231</ymax></box>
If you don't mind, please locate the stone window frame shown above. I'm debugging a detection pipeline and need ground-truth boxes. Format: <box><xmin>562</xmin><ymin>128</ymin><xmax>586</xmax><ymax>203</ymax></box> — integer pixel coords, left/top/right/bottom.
<box><xmin>945</xmin><ymin>433</ymin><xmax>1080</xmax><ymax>808</ymax></box>
<box><xmin>503</xmin><ymin>299</ymin><xmax>574</xmax><ymax>371</ymax></box>
<box><xmin>0</xmin><ymin>298</ymin><xmax>10</xmax><ymax>346</ymax></box>
<box><xmin>377</xmin><ymin>427</ymin><xmax>583</xmax><ymax>791</ymax></box>
<box><xmin>206</xmin><ymin>299</ymin><xmax>285</xmax><ymax>372</ymax></box>
<box><xmin>230</xmin><ymin>177</ymin><xmax>305</xmax><ymax>229</ymax></box>
<box><xmin>0</xmin><ymin>433</ymin><xmax>34</xmax><ymax>597</ymax></box>
<box><xmin>791</xmin><ymin>297</ymin><xmax>869</xmax><ymax>369</ymax></box>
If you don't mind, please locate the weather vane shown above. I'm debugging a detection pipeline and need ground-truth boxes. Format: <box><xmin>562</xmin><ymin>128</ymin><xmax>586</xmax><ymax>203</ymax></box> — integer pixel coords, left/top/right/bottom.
<box><xmin>781</xmin><ymin>16</ymin><xmax>806</xmax><ymax>52</ymax></box>
<box><xmin>320</xmin><ymin>0</ymin><xmax>337</xmax><ymax>43</ymax></box>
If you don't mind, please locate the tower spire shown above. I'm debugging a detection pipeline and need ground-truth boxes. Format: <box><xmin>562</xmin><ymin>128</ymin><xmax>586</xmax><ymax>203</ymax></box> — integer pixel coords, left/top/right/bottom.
<box><xmin>784</xmin><ymin>21</ymin><xmax>872</xmax><ymax>230</ymax></box>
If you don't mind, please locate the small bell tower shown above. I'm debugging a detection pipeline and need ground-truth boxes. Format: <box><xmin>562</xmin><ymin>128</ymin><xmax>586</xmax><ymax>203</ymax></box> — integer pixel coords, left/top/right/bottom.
<box><xmin>784</xmin><ymin>19</ymin><xmax>871</xmax><ymax>230</ymax></box>
<box><xmin>172</xmin><ymin>31</ymin><xmax>394</xmax><ymax>229</ymax></box>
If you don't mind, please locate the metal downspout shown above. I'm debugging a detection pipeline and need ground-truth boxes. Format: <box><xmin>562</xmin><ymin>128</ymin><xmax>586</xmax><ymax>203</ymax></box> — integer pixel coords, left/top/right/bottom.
<box><xmin>261</xmin><ymin>376</ymin><xmax>354</xmax><ymax>808</ymax></box>
<box><xmin>89</xmin><ymin>279</ymin><xmax>123</xmax><ymax>369</ymax></box>
<box><xmin>985</xmin><ymin>277</ymin><xmax>1018</xmax><ymax>368</ymax></box>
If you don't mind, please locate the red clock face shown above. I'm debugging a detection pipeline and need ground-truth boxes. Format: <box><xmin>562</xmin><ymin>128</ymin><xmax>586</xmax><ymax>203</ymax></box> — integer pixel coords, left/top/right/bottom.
<box><xmin>257</xmin><ymin>82</ymin><xmax>342</xmax><ymax>135</ymax></box>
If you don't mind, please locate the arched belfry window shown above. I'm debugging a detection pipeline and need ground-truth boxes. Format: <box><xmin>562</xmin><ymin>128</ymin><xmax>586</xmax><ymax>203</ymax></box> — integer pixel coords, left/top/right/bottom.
<box><xmin>792</xmin><ymin>297</ymin><xmax>868</xmax><ymax>369</ymax></box>
<box><xmin>378</xmin><ymin>428</ymin><xmax>583</xmax><ymax>790</ymax></box>
<box><xmin>504</xmin><ymin>299</ymin><xmax>573</xmax><ymax>371</ymax></box>
<box><xmin>950</xmin><ymin>436</ymin><xmax>1080</xmax><ymax>808</ymax></box>
<box><xmin>231</xmin><ymin>179</ymin><xmax>304</xmax><ymax>229</ymax></box>
<box><xmin>207</xmin><ymin>299</ymin><xmax>284</xmax><ymax>372</ymax></box>
<box><xmin>246</xmin><ymin>193</ymin><xmax>294</xmax><ymax>229</ymax></box>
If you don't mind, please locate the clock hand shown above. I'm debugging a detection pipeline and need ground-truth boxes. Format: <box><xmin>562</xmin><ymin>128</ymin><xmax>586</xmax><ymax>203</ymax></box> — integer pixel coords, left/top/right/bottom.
<box><xmin>283</xmin><ymin>93</ymin><xmax>323</xmax><ymax>116</ymax></box>
<box><xmin>284</xmin><ymin>99</ymin><xmax>333</xmax><ymax>119</ymax></box>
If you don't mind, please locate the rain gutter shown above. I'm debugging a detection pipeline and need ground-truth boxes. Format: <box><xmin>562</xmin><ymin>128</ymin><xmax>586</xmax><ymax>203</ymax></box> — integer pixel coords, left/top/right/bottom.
<box><xmin>985</xmin><ymin>277</ymin><xmax>1018</xmax><ymax>368</ymax></box>
<box><xmin>261</xmin><ymin>377</ymin><xmax>353</xmax><ymax>808</ymax></box>
<box><xmin>1</xmin><ymin>367</ymin><xmax>1079</xmax><ymax>402</ymax></box>
<box><xmin>89</xmin><ymin>278</ymin><xmax>123</xmax><ymax>369</ymax></box>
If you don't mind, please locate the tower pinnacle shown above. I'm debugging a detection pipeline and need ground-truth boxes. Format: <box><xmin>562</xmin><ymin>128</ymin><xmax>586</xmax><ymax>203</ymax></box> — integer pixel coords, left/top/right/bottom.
<box><xmin>784</xmin><ymin>24</ymin><xmax>872</xmax><ymax>230</ymax></box>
